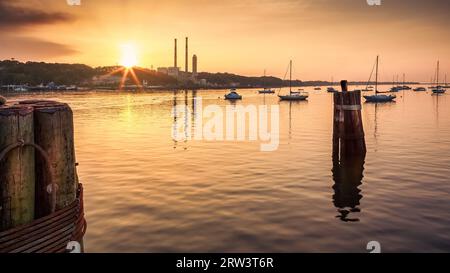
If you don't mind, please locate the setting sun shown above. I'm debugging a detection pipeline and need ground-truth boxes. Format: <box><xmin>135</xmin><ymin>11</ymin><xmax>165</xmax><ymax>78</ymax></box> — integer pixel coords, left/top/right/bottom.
<box><xmin>120</xmin><ymin>44</ymin><xmax>138</xmax><ymax>68</ymax></box>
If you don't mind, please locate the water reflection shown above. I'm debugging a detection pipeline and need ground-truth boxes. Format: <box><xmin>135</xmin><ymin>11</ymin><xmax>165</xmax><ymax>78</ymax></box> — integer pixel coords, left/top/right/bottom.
<box><xmin>280</xmin><ymin>100</ymin><xmax>307</xmax><ymax>142</ymax></box>
<box><xmin>332</xmin><ymin>153</ymin><xmax>365</xmax><ymax>222</ymax></box>
<box><xmin>172</xmin><ymin>90</ymin><xmax>178</xmax><ymax>149</ymax></box>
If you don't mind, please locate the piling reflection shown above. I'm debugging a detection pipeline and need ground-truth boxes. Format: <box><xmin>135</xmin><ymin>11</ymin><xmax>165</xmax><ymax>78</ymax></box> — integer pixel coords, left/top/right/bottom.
<box><xmin>332</xmin><ymin>154</ymin><xmax>365</xmax><ymax>222</ymax></box>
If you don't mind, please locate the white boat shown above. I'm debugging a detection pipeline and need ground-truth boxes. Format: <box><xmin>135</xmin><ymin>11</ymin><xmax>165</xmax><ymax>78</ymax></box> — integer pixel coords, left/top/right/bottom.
<box><xmin>13</xmin><ymin>86</ymin><xmax>28</xmax><ymax>92</ymax></box>
<box><xmin>431</xmin><ymin>60</ymin><xmax>446</xmax><ymax>94</ymax></box>
<box><xmin>364</xmin><ymin>56</ymin><xmax>396</xmax><ymax>103</ymax></box>
<box><xmin>278</xmin><ymin>60</ymin><xmax>309</xmax><ymax>101</ymax></box>
<box><xmin>413</xmin><ymin>87</ymin><xmax>426</xmax><ymax>91</ymax></box>
<box><xmin>258</xmin><ymin>70</ymin><xmax>275</xmax><ymax>94</ymax></box>
<box><xmin>224</xmin><ymin>89</ymin><xmax>242</xmax><ymax>100</ymax></box>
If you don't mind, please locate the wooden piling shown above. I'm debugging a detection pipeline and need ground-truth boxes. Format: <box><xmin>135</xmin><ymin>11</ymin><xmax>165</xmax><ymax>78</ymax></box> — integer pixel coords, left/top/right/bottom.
<box><xmin>0</xmin><ymin>105</ymin><xmax>35</xmax><ymax>231</ymax></box>
<box><xmin>333</xmin><ymin>81</ymin><xmax>366</xmax><ymax>160</ymax></box>
<box><xmin>32</xmin><ymin>102</ymin><xmax>77</xmax><ymax>218</ymax></box>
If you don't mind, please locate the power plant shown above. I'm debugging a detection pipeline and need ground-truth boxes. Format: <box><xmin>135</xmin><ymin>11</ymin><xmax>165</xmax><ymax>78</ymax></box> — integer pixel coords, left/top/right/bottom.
<box><xmin>157</xmin><ymin>37</ymin><xmax>198</xmax><ymax>81</ymax></box>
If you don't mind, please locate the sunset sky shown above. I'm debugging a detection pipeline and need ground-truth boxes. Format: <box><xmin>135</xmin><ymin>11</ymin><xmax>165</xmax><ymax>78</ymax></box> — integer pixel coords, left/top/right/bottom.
<box><xmin>0</xmin><ymin>0</ymin><xmax>449</xmax><ymax>81</ymax></box>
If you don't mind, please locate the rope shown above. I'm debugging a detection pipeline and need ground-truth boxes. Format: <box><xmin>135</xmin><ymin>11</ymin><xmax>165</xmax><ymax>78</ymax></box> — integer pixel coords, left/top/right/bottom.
<box><xmin>0</xmin><ymin>183</ymin><xmax>86</xmax><ymax>253</ymax></box>
<box><xmin>0</xmin><ymin>141</ymin><xmax>57</xmax><ymax>213</ymax></box>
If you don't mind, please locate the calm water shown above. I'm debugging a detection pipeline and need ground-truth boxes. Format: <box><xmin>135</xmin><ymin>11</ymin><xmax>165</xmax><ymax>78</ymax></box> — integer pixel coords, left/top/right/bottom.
<box><xmin>4</xmin><ymin>86</ymin><xmax>450</xmax><ymax>252</ymax></box>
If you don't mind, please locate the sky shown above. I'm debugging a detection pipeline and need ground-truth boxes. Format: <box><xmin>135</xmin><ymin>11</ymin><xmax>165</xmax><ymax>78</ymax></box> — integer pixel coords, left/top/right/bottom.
<box><xmin>0</xmin><ymin>0</ymin><xmax>449</xmax><ymax>82</ymax></box>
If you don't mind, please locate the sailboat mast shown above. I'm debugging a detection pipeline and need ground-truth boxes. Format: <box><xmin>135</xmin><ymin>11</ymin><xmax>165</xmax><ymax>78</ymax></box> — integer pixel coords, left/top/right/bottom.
<box><xmin>263</xmin><ymin>69</ymin><xmax>266</xmax><ymax>89</ymax></box>
<box><xmin>375</xmin><ymin>56</ymin><xmax>379</xmax><ymax>93</ymax></box>
<box><xmin>289</xmin><ymin>60</ymin><xmax>292</xmax><ymax>94</ymax></box>
<box><xmin>437</xmin><ymin>60</ymin><xmax>440</xmax><ymax>86</ymax></box>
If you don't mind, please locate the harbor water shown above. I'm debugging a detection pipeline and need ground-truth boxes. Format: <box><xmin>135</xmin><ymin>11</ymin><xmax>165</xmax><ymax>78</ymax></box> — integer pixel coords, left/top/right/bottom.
<box><xmin>3</xmin><ymin>86</ymin><xmax>450</xmax><ymax>252</ymax></box>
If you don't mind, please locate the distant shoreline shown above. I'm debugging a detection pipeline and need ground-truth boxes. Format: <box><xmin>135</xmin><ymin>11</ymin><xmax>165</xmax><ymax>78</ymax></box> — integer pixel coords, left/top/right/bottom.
<box><xmin>0</xmin><ymin>82</ymin><xmax>423</xmax><ymax>94</ymax></box>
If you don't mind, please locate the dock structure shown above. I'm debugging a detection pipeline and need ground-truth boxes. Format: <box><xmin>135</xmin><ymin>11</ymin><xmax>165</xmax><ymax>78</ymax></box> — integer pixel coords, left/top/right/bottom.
<box><xmin>0</xmin><ymin>100</ymin><xmax>85</xmax><ymax>253</ymax></box>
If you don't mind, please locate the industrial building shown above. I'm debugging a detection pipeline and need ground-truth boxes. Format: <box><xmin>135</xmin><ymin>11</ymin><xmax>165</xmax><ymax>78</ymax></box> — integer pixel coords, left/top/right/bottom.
<box><xmin>157</xmin><ymin>37</ymin><xmax>199</xmax><ymax>81</ymax></box>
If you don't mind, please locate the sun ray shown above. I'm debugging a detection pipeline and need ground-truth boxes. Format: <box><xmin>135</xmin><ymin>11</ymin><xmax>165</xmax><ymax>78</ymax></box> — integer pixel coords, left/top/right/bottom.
<box><xmin>119</xmin><ymin>68</ymin><xmax>129</xmax><ymax>91</ymax></box>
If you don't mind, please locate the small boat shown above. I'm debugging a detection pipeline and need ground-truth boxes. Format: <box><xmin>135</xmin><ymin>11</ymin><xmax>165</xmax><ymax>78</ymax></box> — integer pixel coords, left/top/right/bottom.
<box><xmin>13</xmin><ymin>86</ymin><xmax>28</xmax><ymax>92</ymax></box>
<box><xmin>327</xmin><ymin>87</ymin><xmax>338</xmax><ymax>93</ymax></box>
<box><xmin>413</xmin><ymin>87</ymin><xmax>426</xmax><ymax>91</ymax></box>
<box><xmin>314</xmin><ymin>87</ymin><xmax>321</xmax><ymax>90</ymax></box>
<box><xmin>258</xmin><ymin>88</ymin><xmax>275</xmax><ymax>94</ymax></box>
<box><xmin>278</xmin><ymin>60</ymin><xmax>309</xmax><ymax>101</ymax></box>
<box><xmin>258</xmin><ymin>70</ymin><xmax>275</xmax><ymax>94</ymax></box>
<box><xmin>432</xmin><ymin>88</ymin><xmax>446</xmax><ymax>94</ymax></box>
<box><xmin>431</xmin><ymin>60</ymin><xmax>446</xmax><ymax>94</ymax></box>
<box><xmin>66</xmin><ymin>85</ymin><xmax>78</xmax><ymax>91</ymax></box>
<box><xmin>389</xmin><ymin>86</ymin><xmax>401</xmax><ymax>92</ymax></box>
<box><xmin>224</xmin><ymin>89</ymin><xmax>242</xmax><ymax>100</ymax></box>
<box><xmin>364</xmin><ymin>94</ymin><xmax>396</xmax><ymax>102</ymax></box>
<box><xmin>364</xmin><ymin>56</ymin><xmax>396</xmax><ymax>103</ymax></box>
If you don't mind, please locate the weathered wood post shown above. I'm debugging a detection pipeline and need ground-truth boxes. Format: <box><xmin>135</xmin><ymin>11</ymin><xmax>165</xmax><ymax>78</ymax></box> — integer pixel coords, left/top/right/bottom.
<box><xmin>333</xmin><ymin>80</ymin><xmax>366</xmax><ymax>160</ymax></box>
<box><xmin>0</xmin><ymin>105</ymin><xmax>35</xmax><ymax>231</ymax></box>
<box><xmin>331</xmin><ymin>80</ymin><xmax>366</xmax><ymax>222</ymax></box>
<box><xmin>31</xmin><ymin>102</ymin><xmax>77</xmax><ymax>218</ymax></box>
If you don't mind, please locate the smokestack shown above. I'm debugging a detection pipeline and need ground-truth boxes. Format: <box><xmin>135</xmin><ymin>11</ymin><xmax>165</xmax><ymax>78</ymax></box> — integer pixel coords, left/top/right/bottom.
<box><xmin>174</xmin><ymin>39</ymin><xmax>177</xmax><ymax>68</ymax></box>
<box><xmin>192</xmin><ymin>54</ymin><xmax>198</xmax><ymax>77</ymax></box>
<box><xmin>185</xmin><ymin>37</ymin><xmax>189</xmax><ymax>73</ymax></box>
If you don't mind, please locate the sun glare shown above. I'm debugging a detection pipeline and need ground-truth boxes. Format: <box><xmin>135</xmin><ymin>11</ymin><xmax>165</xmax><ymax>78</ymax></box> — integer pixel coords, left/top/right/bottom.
<box><xmin>120</xmin><ymin>44</ymin><xmax>138</xmax><ymax>68</ymax></box>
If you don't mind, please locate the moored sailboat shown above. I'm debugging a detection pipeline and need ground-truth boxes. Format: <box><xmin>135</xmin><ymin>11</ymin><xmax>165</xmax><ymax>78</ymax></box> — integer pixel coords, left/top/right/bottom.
<box><xmin>258</xmin><ymin>70</ymin><xmax>275</xmax><ymax>94</ymax></box>
<box><xmin>278</xmin><ymin>60</ymin><xmax>309</xmax><ymax>101</ymax></box>
<box><xmin>364</xmin><ymin>56</ymin><xmax>396</xmax><ymax>103</ymax></box>
<box><xmin>432</xmin><ymin>61</ymin><xmax>446</xmax><ymax>94</ymax></box>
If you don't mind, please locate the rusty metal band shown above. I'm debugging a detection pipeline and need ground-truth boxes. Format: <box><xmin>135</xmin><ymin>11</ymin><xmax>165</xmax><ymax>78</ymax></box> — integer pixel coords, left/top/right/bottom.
<box><xmin>335</xmin><ymin>105</ymin><xmax>362</xmax><ymax>111</ymax></box>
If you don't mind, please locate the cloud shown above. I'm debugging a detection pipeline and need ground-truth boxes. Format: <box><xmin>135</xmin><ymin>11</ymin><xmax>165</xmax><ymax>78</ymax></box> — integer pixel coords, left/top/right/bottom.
<box><xmin>0</xmin><ymin>1</ymin><xmax>74</xmax><ymax>29</ymax></box>
<box><xmin>0</xmin><ymin>35</ymin><xmax>78</xmax><ymax>60</ymax></box>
